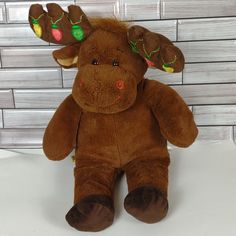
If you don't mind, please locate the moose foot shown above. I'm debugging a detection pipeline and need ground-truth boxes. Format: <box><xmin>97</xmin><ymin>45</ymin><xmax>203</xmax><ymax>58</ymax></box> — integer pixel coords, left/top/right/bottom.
<box><xmin>66</xmin><ymin>195</ymin><xmax>114</xmax><ymax>232</ymax></box>
<box><xmin>124</xmin><ymin>186</ymin><xmax>168</xmax><ymax>223</ymax></box>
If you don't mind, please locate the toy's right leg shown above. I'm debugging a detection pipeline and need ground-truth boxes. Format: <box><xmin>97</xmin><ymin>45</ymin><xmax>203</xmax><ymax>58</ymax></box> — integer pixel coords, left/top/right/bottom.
<box><xmin>124</xmin><ymin>156</ymin><xmax>170</xmax><ymax>223</ymax></box>
<box><xmin>66</xmin><ymin>158</ymin><xmax>119</xmax><ymax>232</ymax></box>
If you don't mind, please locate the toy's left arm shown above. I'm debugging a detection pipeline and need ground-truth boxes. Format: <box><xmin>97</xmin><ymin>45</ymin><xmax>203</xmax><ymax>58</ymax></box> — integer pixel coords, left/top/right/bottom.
<box><xmin>43</xmin><ymin>95</ymin><xmax>82</xmax><ymax>160</ymax></box>
<box><xmin>144</xmin><ymin>80</ymin><xmax>198</xmax><ymax>147</ymax></box>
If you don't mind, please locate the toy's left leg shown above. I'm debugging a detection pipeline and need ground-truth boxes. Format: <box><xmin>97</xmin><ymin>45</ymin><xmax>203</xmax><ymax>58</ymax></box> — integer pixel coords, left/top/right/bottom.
<box><xmin>66</xmin><ymin>158</ymin><xmax>119</xmax><ymax>232</ymax></box>
<box><xmin>124</xmin><ymin>156</ymin><xmax>170</xmax><ymax>223</ymax></box>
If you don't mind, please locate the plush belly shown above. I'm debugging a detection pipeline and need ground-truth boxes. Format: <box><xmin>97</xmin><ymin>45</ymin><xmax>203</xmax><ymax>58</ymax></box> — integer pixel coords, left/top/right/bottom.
<box><xmin>76</xmin><ymin>102</ymin><xmax>168</xmax><ymax>167</ymax></box>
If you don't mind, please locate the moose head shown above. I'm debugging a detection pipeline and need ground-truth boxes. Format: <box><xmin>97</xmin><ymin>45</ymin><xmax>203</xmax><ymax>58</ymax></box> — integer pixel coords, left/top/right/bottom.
<box><xmin>29</xmin><ymin>3</ymin><xmax>185</xmax><ymax>114</ymax></box>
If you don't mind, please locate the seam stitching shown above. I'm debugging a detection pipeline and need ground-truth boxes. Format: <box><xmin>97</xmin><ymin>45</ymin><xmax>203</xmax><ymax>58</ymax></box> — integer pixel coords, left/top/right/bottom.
<box><xmin>112</xmin><ymin>115</ymin><xmax>122</xmax><ymax>167</ymax></box>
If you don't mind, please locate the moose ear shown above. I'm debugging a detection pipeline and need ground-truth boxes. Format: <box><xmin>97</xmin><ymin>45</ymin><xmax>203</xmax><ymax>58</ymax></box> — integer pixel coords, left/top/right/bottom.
<box><xmin>53</xmin><ymin>44</ymin><xmax>80</xmax><ymax>68</ymax></box>
<box><xmin>127</xmin><ymin>25</ymin><xmax>185</xmax><ymax>73</ymax></box>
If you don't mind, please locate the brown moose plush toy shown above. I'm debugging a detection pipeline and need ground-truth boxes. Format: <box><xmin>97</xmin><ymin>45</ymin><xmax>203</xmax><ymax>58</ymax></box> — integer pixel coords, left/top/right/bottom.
<box><xmin>29</xmin><ymin>3</ymin><xmax>198</xmax><ymax>232</ymax></box>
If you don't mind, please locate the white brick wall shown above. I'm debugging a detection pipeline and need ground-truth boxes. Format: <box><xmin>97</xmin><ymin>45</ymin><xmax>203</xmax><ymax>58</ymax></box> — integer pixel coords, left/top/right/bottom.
<box><xmin>0</xmin><ymin>0</ymin><xmax>236</xmax><ymax>148</ymax></box>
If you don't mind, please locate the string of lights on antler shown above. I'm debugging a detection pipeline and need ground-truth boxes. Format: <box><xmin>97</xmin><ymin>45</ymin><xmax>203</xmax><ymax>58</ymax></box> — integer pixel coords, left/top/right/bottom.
<box><xmin>128</xmin><ymin>39</ymin><xmax>177</xmax><ymax>73</ymax></box>
<box><xmin>30</xmin><ymin>13</ymin><xmax>85</xmax><ymax>42</ymax></box>
<box><xmin>129</xmin><ymin>39</ymin><xmax>140</xmax><ymax>54</ymax></box>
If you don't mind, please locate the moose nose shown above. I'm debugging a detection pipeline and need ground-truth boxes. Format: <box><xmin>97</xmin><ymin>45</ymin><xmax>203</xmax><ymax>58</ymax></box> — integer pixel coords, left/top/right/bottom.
<box><xmin>115</xmin><ymin>80</ymin><xmax>125</xmax><ymax>90</ymax></box>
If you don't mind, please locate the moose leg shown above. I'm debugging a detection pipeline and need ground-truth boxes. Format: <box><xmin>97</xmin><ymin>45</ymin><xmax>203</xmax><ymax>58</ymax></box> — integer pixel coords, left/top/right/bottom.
<box><xmin>124</xmin><ymin>156</ymin><xmax>170</xmax><ymax>223</ymax></box>
<box><xmin>66</xmin><ymin>158</ymin><xmax>119</xmax><ymax>232</ymax></box>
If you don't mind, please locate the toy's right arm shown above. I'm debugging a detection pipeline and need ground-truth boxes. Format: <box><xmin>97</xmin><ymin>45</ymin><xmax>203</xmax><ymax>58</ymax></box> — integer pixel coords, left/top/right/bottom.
<box><xmin>43</xmin><ymin>94</ymin><xmax>82</xmax><ymax>161</ymax></box>
<box><xmin>143</xmin><ymin>80</ymin><xmax>198</xmax><ymax>147</ymax></box>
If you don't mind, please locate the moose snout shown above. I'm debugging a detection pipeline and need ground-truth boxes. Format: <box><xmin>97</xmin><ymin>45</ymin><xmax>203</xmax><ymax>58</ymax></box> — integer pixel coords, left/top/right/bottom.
<box><xmin>72</xmin><ymin>64</ymin><xmax>137</xmax><ymax>113</ymax></box>
<box><xmin>79</xmin><ymin>77</ymin><xmax>125</xmax><ymax>91</ymax></box>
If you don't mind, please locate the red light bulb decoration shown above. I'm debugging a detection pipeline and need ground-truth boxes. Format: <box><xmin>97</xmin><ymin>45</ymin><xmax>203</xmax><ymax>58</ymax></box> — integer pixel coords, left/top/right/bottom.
<box><xmin>51</xmin><ymin>24</ymin><xmax>62</xmax><ymax>41</ymax></box>
<box><xmin>143</xmin><ymin>44</ymin><xmax>160</xmax><ymax>68</ymax></box>
<box><xmin>50</xmin><ymin>12</ymin><xmax>64</xmax><ymax>42</ymax></box>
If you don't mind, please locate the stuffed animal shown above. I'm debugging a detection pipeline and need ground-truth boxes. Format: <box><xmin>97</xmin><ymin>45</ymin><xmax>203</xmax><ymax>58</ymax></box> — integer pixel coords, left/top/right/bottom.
<box><xmin>29</xmin><ymin>3</ymin><xmax>198</xmax><ymax>232</ymax></box>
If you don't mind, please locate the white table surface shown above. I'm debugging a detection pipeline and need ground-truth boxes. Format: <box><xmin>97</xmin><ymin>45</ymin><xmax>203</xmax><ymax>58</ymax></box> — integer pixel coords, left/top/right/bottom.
<box><xmin>0</xmin><ymin>141</ymin><xmax>236</xmax><ymax>236</ymax></box>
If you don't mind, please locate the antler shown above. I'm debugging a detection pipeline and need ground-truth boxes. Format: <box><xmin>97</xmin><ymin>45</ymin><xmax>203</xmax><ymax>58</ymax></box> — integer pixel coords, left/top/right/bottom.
<box><xmin>28</xmin><ymin>3</ymin><xmax>93</xmax><ymax>45</ymax></box>
<box><xmin>128</xmin><ymin>25</ymin><xmax>185</xmax><ymax>73</ymax></box>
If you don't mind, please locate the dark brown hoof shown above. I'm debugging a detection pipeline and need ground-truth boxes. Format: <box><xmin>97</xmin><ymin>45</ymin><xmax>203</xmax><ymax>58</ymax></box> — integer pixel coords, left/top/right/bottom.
<box><xmin>124</xmin><ymin>186</ymin><xmax>168</xmax><ymax>223</ymax></box>
<box><xmin>66</xmin><ymin>195</ymin><xmax>114</xmax><ymax>232</ymax></box>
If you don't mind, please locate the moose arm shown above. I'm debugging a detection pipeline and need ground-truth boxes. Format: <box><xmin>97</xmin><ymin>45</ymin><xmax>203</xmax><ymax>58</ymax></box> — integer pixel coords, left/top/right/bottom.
<box><xmin>43</xmin><ymin>94</ymin><xmax>82</xmax><ymax>160</ymax></box>
<box><xmin>144</xmin><ymin>80</ymin><xmax>198</xmax><ymax>147</ymax></box>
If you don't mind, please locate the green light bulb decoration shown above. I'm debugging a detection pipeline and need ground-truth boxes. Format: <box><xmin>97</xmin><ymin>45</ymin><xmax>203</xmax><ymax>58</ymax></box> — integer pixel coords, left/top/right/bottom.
<box><xmin>71</xmin><ymin>25</ymin><xmax>84</xmax><ymax>41</ymax></box>
<box><xmin>69</xmin><ymin>15</ymin><xmax>85</xmax><ymax>41</ymax></box>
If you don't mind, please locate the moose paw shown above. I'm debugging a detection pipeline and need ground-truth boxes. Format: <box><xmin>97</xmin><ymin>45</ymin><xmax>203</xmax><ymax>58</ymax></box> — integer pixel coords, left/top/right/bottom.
<box><xmin>124</xmin><ymin>186</ymin><xmax>168</xmax><ymax>223</ymax></box>
<box><xmin>66</xmin><ymin>195</ymin><xmax>114</xmax><ymax>232</ymax></box>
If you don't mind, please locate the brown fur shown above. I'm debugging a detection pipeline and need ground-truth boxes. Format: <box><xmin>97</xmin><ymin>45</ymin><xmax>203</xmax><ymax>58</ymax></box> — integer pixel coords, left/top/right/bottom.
<box><xmin>89</xmin><ymin>17</ymin><xmax>129</xmax><ymax>35</ymax></box>
<box><xmin>29</xmin><ymin>3</ymin><xmax>198</xmax><ymax>232</ymax></box>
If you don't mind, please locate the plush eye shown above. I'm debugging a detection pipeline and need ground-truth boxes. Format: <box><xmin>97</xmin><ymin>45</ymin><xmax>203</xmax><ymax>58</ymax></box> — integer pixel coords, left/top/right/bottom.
<box><xmin>92</xmin><ymin>59</ymin><xmax>99</xmax><ymax>65</ymax></box>
<box><xmin>112</xmin><ymin>60</ymin><xmax>119</xmax><ymax>66</ymax></box>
